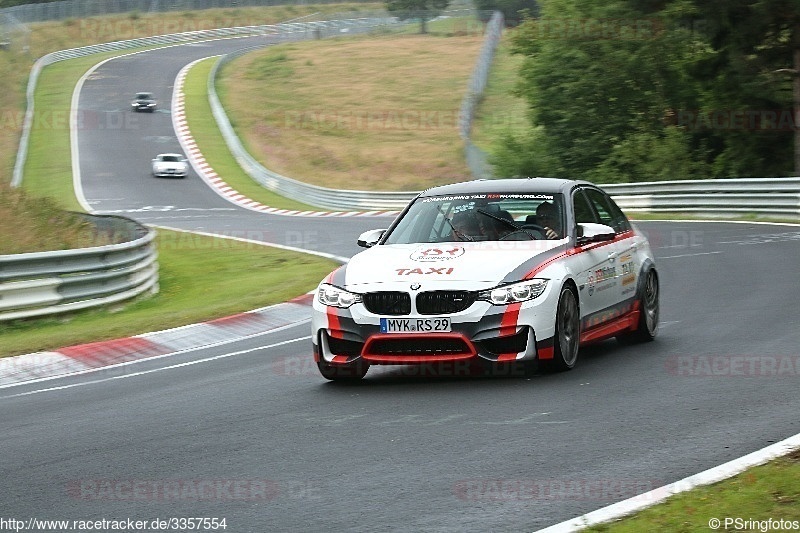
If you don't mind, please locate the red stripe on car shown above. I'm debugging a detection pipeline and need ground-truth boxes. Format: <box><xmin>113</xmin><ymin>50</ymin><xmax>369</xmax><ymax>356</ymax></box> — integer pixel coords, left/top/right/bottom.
<box><xmin>523</xmin><ymin>230</ymin><xmax>636</xmax><ymax>279</ymax></box>
<box><xmin>326</xmin><ymin>309</ymin><xmax>343</xmax><ymax>339</ymax></box>
<box><xmin>500</xmin><ymin>302</ymin><xmax>522</xmax><ymax>336</ymax></box>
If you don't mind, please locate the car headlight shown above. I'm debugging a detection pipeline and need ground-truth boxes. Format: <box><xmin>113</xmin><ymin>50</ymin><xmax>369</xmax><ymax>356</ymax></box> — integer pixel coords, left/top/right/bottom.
<box><xmin>477</xmin><ymin>279</ymin><xmax>548</xmax><ymax>305</ymax></box>
<box><xmin>317</xmin><ymin>283</ymin><xmax>362</xmax><ymax>308</ymax></box>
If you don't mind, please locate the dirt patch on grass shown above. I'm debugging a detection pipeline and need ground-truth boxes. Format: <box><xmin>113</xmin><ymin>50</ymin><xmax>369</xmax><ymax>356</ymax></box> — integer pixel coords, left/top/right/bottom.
<box><xmin>221</xmin><ymin>33</ymin><xmax>483</xmax><ymax>191</ymax></box>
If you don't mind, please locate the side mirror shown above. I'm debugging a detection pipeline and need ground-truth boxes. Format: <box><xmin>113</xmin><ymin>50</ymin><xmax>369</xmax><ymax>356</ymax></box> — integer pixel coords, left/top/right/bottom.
<box><xmin>357</xmin><ymin>229</ymin><xmax>385</xmax><ymax>248</ymax></box>
<box><xmin>577</xmin><ymin>223</ymin><xmax>616</xmax><ymax>245</ymax></box>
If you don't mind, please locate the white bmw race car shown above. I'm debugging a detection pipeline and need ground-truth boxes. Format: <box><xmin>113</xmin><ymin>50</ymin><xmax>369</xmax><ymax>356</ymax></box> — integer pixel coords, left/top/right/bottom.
<box><xmin>151</xmin><ymin>153</ymin><xmax>188</xmax><ymax>178</ymax></box>
<box><xmin>312</xmin><ymin>178</ymin><xmax>659</xmax><ymax>381</ymax></box>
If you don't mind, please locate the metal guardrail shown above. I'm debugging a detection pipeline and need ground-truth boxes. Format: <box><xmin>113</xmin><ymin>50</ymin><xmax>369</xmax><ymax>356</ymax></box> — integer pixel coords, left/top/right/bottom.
<box><xmin>604</xmin><ymin>178</ymin><xmax>800</xmax><ymax>218</ymax></box>
<box><xmin>0</xmin><ymin>215</ymin><xmax>158</xmax><ymax>322</ymax></box>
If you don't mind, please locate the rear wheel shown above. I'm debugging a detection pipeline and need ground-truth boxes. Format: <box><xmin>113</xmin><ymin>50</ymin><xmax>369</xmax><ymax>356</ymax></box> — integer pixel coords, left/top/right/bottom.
<box><xmin>317</xmin><ymin>360</ymin><xmax>368</xmax><ymax>382</ymax></box>
<box><xmin>543</xmin><ymin>286</ymin><xmax>580</xmax><ymax>372</ymax></box>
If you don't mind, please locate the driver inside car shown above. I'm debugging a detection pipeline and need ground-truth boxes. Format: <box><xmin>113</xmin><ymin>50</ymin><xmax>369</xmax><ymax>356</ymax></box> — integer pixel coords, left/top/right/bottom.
<box><xmin>534</xmin><ymin>201</ymin><xmax>562</xmax><ymax>240</ymax></box>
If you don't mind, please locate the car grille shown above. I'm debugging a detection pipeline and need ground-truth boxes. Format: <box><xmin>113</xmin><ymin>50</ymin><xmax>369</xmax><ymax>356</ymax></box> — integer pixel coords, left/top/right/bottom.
<box><xmin>364</xmin><ymin>336</ymin><xmax>473</xmax><ymax>357</ymax></box>
<box><xmin>416</xmin><ymin>291</ymin><xmax>476</xmax><ymax>315</ymax></box>
<box><xmin>363</xmin><ymin>292</ymin><xmax>411</xmax><ymax>315</ymax></box>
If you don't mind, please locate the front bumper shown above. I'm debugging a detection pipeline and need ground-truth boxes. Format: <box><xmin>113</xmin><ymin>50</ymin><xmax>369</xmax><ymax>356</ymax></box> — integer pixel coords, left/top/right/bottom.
<box><xmin>153</xmin><ymin>168</ymin><xmax>187</xmax><ymax>177</ymax></box>
<box><xmin>311</xmin><ymin>292</ymin><xmax>558</xmax><ymax>368</ymax></box>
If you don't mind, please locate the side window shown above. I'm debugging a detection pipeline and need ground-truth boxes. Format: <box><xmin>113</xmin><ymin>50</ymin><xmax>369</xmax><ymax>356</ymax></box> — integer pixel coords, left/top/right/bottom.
<box><xmin>584</xmin><ymin>188</ymin><xmax>631</xmax><ymax>233</ymax></box>
<box><xmin>605</xmin><ymin>194</ymin><xmax>632</xmax><ymax>233</ymax></box>
<box><xmin>573</xmin><ymin>189</ymin><xmax>597</xmax><ymax>225</ymax></box>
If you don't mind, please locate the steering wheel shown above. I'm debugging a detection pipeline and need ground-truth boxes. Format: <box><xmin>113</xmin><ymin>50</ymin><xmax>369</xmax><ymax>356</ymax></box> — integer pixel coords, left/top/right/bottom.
<box><xmin>499</xmin><ymin>224</ymin><xmax>546</xmax><ymax>241</ymax></box>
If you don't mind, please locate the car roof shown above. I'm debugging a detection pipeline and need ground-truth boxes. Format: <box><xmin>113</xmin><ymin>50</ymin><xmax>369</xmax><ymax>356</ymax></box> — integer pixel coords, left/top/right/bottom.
<box><xmin>419</xmin><ymin>177</ymin><xmax>594</xmax><ymax>197</ymax></box>
<box><xmin>156</xmin><ymin>153</ymin><xmax>183</xmax><ymax>158</ymax></box>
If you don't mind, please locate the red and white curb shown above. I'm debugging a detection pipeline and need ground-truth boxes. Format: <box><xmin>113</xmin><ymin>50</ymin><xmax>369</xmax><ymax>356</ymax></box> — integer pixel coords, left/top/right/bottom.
<box><xmin>172</xmin><ymin>58</ymin><xmax>401</xmax><ymax>219</ymax></box>
<box><xmin>0</xmin><ymin>293</ymin><xmax>313</xmax><ymax>389</ymax></box>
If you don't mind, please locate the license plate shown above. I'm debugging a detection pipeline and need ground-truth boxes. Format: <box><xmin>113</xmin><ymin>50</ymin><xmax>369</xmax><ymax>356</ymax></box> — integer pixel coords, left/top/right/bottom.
<box><xmin>380</xmin><ymin>317</ymin><xmax>451</xmax><ymax>333</ymax></box>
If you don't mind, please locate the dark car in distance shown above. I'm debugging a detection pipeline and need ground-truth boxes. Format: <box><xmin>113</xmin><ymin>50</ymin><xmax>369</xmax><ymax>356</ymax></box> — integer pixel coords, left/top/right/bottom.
<box><xmin>131</xmin><ymin>92</ymin><xmax>157</xmax><ymax>112</ymax></box>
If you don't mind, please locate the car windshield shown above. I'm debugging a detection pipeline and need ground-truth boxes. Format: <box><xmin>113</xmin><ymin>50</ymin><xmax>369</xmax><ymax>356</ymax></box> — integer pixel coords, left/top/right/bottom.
<box><xmin>136</xmin><ymin>93</ymin><xmax>152</xmax><ymax>99</ymax></box>
<box><xmin>383</xmin><ymin>192</ymin><xmax>566</xmax><ymax>244</ymax></box>
<box><xmin>160</xmin><ymin>155</ymin><xmax>180</xmax><ymax>162</ymax></box>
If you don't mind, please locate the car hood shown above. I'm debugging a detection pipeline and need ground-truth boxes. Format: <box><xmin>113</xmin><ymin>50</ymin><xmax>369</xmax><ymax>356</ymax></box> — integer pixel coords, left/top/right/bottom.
<box><xmin>341</xmin><ymin>240</ymin><xmax>566</xmax><ymax>290</ymax></box>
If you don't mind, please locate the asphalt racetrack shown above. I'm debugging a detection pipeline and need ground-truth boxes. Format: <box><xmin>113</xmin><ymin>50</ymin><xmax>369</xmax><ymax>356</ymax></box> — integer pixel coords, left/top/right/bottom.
<box><xmin>2</xmin><ymin>37</ymin><xmax>800</xmax><ymax>532</ymax></box>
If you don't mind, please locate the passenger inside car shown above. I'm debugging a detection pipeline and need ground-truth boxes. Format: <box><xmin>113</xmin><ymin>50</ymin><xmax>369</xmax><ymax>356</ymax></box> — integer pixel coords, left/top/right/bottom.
<box><xmin>450</xmin><ymin>211</ymin><xmax>481</xmax><ymax>241</ymax></box>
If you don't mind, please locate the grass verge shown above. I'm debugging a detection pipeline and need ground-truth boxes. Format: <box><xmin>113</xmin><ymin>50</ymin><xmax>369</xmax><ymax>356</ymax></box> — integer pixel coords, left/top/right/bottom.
<box><xmin>584</xmin><ymin>450</ymin><xmax>800</xmax><ymax>532</ymax></box>
<box><xmin>182</xmin><ymin>57</ymin><xmax>319</xmax><ymax>211</ymax></box>
<box><xmin>218</xmin><ymin>30</ymin><xmax>482</xmax><ymax>191</ymax></box>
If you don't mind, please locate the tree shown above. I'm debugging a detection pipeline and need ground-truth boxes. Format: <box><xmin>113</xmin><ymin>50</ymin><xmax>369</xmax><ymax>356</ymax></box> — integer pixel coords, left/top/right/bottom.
<box><xmin>386</xmin><ymin>0</ymin><xmax>451</xmax><ymax>34</ymax></box>
<box><xmin>497</xmin><ymin>0</ymin><xmax>706</xmax><ymax>181</ymax></box>
<box><xmin>688</xmin><ymin>0</ymin><xmax>800</xmax><ymax>175</ymax></box>
<box><xmin>474</xmin><ymin>0</ymin><xmax>540</xmax><ymax>26</ymax></box>
<box><xmin>491</xmin><ymin>0</ymin><xmax>800</xmax><ymax>181</ymax></box>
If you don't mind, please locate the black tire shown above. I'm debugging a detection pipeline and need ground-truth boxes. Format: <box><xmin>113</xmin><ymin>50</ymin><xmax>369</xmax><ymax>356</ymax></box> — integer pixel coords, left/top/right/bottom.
<box><xmin>317</xmin><ymin>360</ymin><xmax>368</xmax><ymax>382</ymax></box>
<box><xmin>543</xmin><ymin>285</ymin><xmax>580</xmax><ymax>372</ymax></box>
<box><xmin>618</xmin><ymin>268</ymin><xmax>659</xmax><ymax>344</ymax></box>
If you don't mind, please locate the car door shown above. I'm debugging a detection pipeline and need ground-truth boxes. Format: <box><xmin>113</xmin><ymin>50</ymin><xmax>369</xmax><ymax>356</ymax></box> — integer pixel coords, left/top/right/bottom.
<box><xmin>570</xmin><ymin>187</ymin><xmax>627</xmax><ymax>331</ymax></box>
<box><xmin>581</xmin><ymin>187</ymin><xmax>638</xmax><ymax>319</ymax></box>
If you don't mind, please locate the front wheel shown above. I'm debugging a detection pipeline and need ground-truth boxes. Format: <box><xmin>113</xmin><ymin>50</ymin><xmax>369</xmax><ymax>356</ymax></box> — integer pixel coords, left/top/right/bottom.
<box><xmin>618</xmin><ymin>268</ymin><xmax>659</xmax><ymax>344</ymax></box>
<box><xmin>317</xmin><ymin>360</ymin><xmax>368</xmax><ymax>382</ymax></box>
<box><xmin>543</xmin><ymin>286</ymin><xmax>580</xmax><ymax>372</ymax></box>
